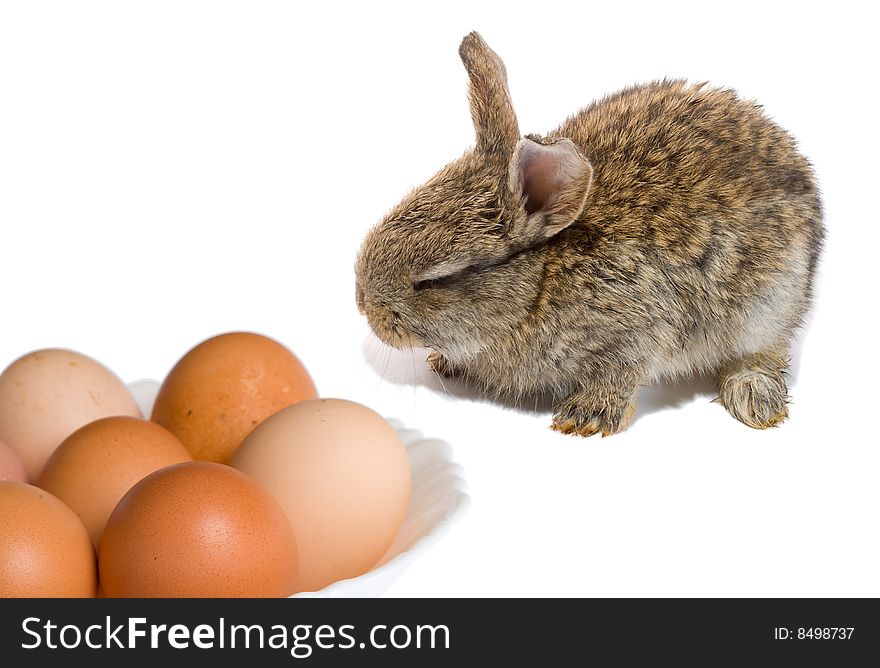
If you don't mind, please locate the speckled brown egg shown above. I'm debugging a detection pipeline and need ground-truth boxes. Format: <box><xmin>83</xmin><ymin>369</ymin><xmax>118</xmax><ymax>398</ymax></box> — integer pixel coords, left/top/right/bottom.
<box><xmin>0</xmin><ymin>349</ymin><xmax>141</xmax><ymax>480</ymax></box>
<box><xmin>151</xmin><ymin>332</ymin><xmax>317</xmax><ymax>462</ymax></box>
<box><xmin>0</xmin><ymin>482</ymin><xmax>97</xmax><ymax>597</ymax></box>
<box><xmin>98</xmin><ymin>461</ymin><xmax>298</xmax><ymax>598</ymax></box>
<box><xmin>37</xmin><ymin>416</ymin><xmax>193</xmax><ymax>549</ymax></box>
<box><xmin>230</xmin><ymin>399</ymin><xmax>411</xmax><ymax>593</ymax></box>
<box><xmin>0</xmin><ymin>438</ymin><xmax>28</xmax><ymax>483</ymax></box>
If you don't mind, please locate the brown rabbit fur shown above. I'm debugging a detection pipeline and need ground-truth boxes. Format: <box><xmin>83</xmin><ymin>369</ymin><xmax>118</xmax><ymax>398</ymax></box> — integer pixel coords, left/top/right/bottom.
<box><xmin>355</xmin><ymin>31</ymin><xmax>824</xmax><ymax>437</ymax></box>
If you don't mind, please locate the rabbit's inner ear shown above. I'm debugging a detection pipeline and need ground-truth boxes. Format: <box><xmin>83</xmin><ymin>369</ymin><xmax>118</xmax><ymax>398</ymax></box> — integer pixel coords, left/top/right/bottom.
<box><xmin>522</xmin><ymin>151</ymin><xmax>563</xmax><ymax>214</ymax></box>
<box><xmin>509</xmin><ymin>137</ymin><xmax>594</xmax><ymax>239</ymax></box>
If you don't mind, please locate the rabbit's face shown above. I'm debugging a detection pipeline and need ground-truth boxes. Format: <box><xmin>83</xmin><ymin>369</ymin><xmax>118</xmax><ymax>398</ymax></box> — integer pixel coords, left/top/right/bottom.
<box><xmin>355</xmin><ymin>153</ymin><xmax>519</xmax><ymax>358</ymax></box>
<box><xmin>355</xmin><ymin>33</ymin><xmax>594</xmax><ymax>363</ymax></box>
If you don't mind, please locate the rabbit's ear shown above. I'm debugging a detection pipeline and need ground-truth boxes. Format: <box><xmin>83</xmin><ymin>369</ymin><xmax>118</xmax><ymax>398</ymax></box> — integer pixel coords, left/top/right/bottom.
<box><xmin>459</xmin><ymin>32</ymin><xmax>519</xmax><ymax>154</ymax></box>
<box><xmin>508</xmin><ymin>137</ymin><xmax>593</xmax><ymax>239</ymax></box>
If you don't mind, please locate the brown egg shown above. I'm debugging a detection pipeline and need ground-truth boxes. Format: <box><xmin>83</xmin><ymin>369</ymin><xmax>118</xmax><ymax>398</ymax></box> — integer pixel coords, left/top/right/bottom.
<box><xmin>151</xmin><ymin>332</ymin><xmax>317</xmax><ymax>462</ymax></box>
<box><xmin>0</xmin><ymin>438</ymin><xmax>28</xmax><ymax>483</ymax></box>
<box><xmin>0</xmin><ymin>482</ymin><xmax>97</xmax><ymax>597</ymax></box>
<box><xmin>0</xmin><ymin>349</ymin><xmax>141</xmax><ymax>480</ymax></box>
<box><xmin>230</xmin><ymin>399</ymin><xmax>410</xmax><ymax>593</ymax></box>
<box><xmin>99</xmin><ymin>461</ymin><xmax>298</xmax><ymax>597</ymax></box>
<box><xmin>37</xmin><ymin>416</ymin><xmax>193</xmax><ymax>548</ymax></box>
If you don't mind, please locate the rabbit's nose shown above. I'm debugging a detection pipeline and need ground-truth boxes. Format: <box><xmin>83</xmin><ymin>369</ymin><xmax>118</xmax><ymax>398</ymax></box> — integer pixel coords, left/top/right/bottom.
<box><xmin>355</xmin><ymin>283</ymin><xmax>366</xmax><ymax>314</ymax></box>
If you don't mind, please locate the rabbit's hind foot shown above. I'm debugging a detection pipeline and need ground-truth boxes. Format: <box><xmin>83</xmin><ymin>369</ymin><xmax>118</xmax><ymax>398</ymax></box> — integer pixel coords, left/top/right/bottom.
<box><xmin>717</xmin><ymin>351</ymin><xmax>790</xmax><ymax>429</ymax></box>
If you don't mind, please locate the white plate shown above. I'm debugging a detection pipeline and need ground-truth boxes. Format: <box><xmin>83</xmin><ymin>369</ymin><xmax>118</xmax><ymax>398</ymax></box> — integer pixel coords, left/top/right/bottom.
<box><xmin>127</xmin><ymin>380</ymin><xmax>470</xmax><ymax>598</ymax></box>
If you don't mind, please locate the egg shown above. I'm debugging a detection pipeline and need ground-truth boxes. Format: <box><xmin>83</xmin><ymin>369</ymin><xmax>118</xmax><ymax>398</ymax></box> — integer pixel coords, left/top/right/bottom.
<box><xmin>0</xmin><ymin>349</ymin><xmax>141</xmax><ymax>479</ymax></box>
<box><xmin>99</xmin><ymin>461</ymin><xmax>298</xmax><ymax>597</ymax></box>
<box><xmin>0</xmin><ymin>482</ymin><xmax>97</xmax><ymax>597</ymax></box>
<box><xmin>151</xmin><ymin>332</ymin><xmax>318</xmax><ymax>462</ymax></box>
<box><xmin>0</xmin><ymin>438</ymin><xmax>28</xmax><ymax>483</ymax></box>
<box><xmin>37</xmin><ymin>416</ymin><xmax>193</xmax><ymax>548</ymax></box>
<box><xmin>230</xmin><ymin>399</ymin><xmax>410</xmax><ymax>592</ymax></box>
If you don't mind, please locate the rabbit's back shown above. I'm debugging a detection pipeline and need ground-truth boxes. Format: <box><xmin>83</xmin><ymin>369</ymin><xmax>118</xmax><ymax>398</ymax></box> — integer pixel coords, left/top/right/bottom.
<box><xmin>548</xmin><ymin>80</ymin><xmax>823</xmax><ymax>380</ymax></box>
<box><xmin>556</xmin><ymin>80</ymin><xmax>821</xmax><ymax>262</ymax></box>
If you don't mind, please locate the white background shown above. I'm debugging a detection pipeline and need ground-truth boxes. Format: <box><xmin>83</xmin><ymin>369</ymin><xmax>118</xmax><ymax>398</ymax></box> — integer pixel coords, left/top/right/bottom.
<box><xmin>1</xmin><ymin>1</ymin><xmax>877</xmax><ymax>597</ymax></box>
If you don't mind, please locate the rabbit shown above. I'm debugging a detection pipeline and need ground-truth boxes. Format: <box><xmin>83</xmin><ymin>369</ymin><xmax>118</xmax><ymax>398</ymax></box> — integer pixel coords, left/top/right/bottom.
<box><xmin>355</xmin><ymin>31</ymin><xmax>824</xmax><ymax>437</ymax></box>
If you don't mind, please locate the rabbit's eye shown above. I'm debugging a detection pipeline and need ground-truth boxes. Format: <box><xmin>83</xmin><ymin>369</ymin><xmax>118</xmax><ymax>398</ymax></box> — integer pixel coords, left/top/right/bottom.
<box><xmin>413</xmin><ymin>278</ymin><xmax>439</xmax><ymax>291</ymax></box>
<box><xmin>413</xmin><ymin>272</ymin><xmax>464</xmax><ymax>291</ymax></box>
<box><xmin>412</xmin><ymin>258</ymin><xmax>476</xmax><ymax>291</ymax></box>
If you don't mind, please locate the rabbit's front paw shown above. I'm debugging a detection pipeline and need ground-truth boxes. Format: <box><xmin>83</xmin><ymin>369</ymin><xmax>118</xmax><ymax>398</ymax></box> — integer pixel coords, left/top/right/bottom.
<box><xmin>427</xmin><ymin>351</ymin><xmax>458</xmax><ymax>378</ymax></box>
<box><xmin>551</xmin><ymin>392</ymin><xmax>636</xmax><ymax>438</ymax></box>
